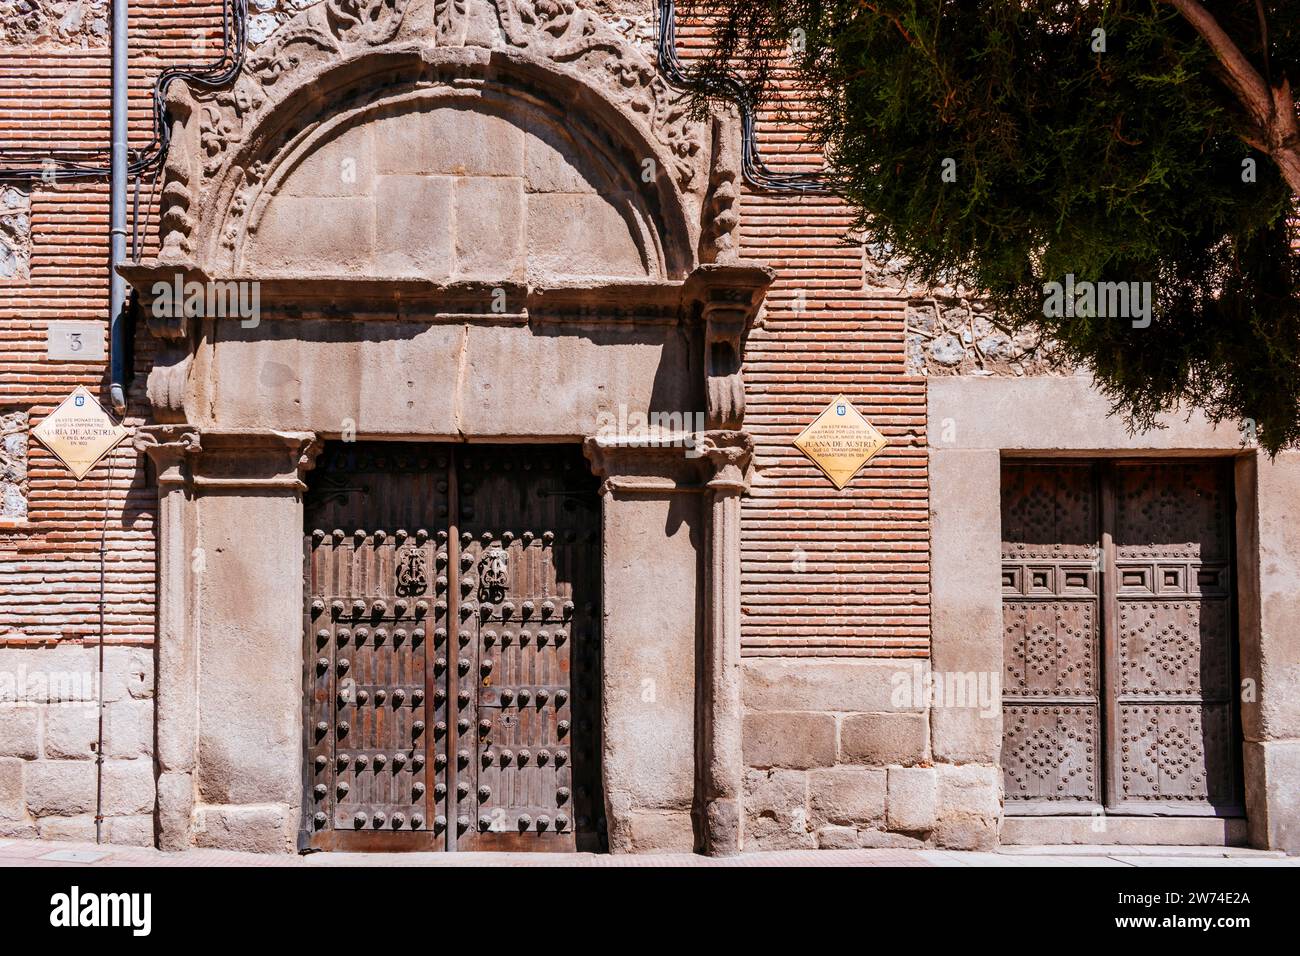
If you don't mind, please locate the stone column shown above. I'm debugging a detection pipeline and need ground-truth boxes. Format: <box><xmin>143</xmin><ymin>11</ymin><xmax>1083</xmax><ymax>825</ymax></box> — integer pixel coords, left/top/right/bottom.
<box><xmin>134</xmin><ymin>425</ymin><xmax>203</xmax><ymax>851</ymax></box>
<box><xmin>584</xmin><ymin>438</ymin><xmax>705</xmax><ymax>853</ymax></box>
<box><xmin>137</xmin><ymin>426</ymin><xmax>319</xmax><ymax>852</ymax></box>
<box><xmin>1238</xmin><ymin>451</ymin><xmax>1300</xmax><ymax>852</ymax></box>
<box><xmin>699</xmin><ymin>430</ymin><xmax>753</xmax><ymax>855</ymax></box>
<box><xmin>187</xmin><ymin>430</ymin><xmax>319</xmax><ymax>853</ymax></box>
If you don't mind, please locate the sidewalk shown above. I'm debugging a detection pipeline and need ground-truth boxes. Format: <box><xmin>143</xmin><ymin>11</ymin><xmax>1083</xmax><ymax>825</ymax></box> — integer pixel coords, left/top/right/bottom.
<box><xmin>0</xmin><ymin>837</ymin><xmax>1294</xmax><ymax>867</ymax></box>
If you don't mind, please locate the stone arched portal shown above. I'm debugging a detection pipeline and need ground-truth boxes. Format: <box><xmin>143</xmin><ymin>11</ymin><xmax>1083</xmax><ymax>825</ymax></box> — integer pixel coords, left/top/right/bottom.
<box><xmin>121</xmin><ymin>0</ymin><xmax>771</xmax><ymax>855</ymax></box>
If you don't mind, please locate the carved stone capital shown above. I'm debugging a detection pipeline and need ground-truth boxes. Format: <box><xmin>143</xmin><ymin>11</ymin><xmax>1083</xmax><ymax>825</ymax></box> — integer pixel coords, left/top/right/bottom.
<box><xmin>698</xmin><ymin>430</ymin><xmax>754</xmax><ymax>495</ymax></box>
<box><xmin>134</xmin><ymin>425</ymin><xmax>203</xmax><ymax>488</ymax></box>
<box><xmin>583</xmin><ymin>436</ymin><xmax>707</xmax><ymax>495</ymax></box>
<box><xmin>189</xmin><ymin>431</ymin><xmax>322</xmax><ymax>492</ymax></box>
<box><xmin>135</xmin><ymin>427</ymin><xmax>320</xmax><ymax>492</ymax></box>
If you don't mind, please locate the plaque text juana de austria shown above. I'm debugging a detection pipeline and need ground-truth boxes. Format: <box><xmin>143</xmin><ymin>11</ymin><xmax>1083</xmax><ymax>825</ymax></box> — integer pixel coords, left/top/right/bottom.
<box><xmin>793</xmin><ymin>395</ymin><xmax>889</xmax><ymax>490</ymax></box>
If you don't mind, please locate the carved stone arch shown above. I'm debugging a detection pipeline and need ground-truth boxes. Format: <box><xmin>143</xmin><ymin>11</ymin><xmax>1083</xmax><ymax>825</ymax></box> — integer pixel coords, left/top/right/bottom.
<box><xmin>194</xmin><ymin>49</ymin><xmax>693</xmax><ymax>280</ymax></box>
<box><xmin>181</xmin><ymin>44</ymin><xmax>704</xmax><ymax>279</ymax></box>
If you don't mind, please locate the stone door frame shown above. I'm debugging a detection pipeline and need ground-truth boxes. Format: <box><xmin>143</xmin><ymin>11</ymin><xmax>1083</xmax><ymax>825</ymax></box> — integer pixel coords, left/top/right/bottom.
<box><xmin>129</xmin><ymin>265</ymin><xmax>770</xmax><ymax>856</ymax></box>
<box><xmin>928</xmin><ymin>376</ymin><xmax>1300</xmax><ymax>852</ymax></box>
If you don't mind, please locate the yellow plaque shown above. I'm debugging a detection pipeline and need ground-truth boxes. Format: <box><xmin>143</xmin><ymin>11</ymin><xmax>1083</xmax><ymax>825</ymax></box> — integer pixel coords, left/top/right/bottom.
<box><xmin>794</xmin><ymin>395</ymin><xmax>888</xmax><ymax>490</ymax></box>
<box><xmin>31</xmin><ymin>386</ymin><xmax>128</xmax><ymax>481</ymax></box>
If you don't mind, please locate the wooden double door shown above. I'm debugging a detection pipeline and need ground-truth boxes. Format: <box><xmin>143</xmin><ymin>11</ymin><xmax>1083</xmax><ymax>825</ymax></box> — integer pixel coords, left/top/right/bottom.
<box><xmin>301</xmin><ymin>442</ymin><xmax>604</xmax><ymax>851</ymax></box>
<box><xmin>1001</xmin><ymin>460</ymin><xmax>1242</xmax><ymax>816</ymax></box>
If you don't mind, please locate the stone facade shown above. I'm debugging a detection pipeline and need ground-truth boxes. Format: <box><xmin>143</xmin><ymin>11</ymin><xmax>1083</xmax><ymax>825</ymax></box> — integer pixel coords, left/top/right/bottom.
<box><xmin>0</xmin><ymin>0</ymin><xmax>1296</xmax><ymax>857</ymax></box>
<box><xmin>0</xmin><ymin>643</ymin><xmax>154</xmax><ymax>843</ymax></box>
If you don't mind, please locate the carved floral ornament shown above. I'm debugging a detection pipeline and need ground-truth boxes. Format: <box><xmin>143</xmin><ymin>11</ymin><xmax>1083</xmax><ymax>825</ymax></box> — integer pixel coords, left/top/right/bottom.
<box><xmin>164</xmin><ymin>0</ymin><xmax>714</xmax><ymax>267</ymax></box>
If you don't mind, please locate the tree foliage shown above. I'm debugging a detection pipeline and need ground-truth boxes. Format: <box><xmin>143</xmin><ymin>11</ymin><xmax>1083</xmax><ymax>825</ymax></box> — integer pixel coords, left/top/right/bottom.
<box><xmin>680</xmin><ymin>0</ymin><xmax>1300</xmax><ymax>452</ymax></box>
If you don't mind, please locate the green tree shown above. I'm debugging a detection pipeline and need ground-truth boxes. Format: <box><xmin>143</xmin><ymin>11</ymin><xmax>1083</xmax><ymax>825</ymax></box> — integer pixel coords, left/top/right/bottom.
<box><xmin>680</xmin><ymin>0</ymin><xmax>1300</xmax><ymax>452</ymax></box>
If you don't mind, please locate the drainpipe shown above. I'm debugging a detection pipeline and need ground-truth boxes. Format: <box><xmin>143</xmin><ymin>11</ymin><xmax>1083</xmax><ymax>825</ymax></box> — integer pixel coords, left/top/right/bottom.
<box><xmin>109</xmin><ymin>0</ymin><xmax>130</xmax><ymax>415</ymax></box>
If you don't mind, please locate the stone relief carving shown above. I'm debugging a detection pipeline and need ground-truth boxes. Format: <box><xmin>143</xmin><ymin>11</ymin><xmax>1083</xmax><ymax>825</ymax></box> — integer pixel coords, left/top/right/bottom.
<box><xmin>247</xmin><ymin>0</ymin><xmax>411</xmax><ymax>85</ymax></box>
<box><xmin>161</xmin><ymin>0</ymin><xmax>707</xmax><ymax>265</ymax></box>
<box><xmin>491</xmin><ymin>1</ymin><xmax>701</xmax><ymax>188</ymax></box>
<box><xmin>699</xmin><ymin>113</ymin><xmax>740</xmax><ymax>265</ymax></box>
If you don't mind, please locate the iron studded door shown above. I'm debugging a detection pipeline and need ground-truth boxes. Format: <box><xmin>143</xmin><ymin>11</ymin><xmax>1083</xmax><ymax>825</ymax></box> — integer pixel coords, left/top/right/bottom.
<box><xmin>451</xmin><ymin>446</ymin><xmax>604</xmax><ymax>851</ymax></box>
<box><xmin>1000</xmin><ymin>460</ymin><xmax>1242</xmax><ymax>816</ymax></box>
<box><xmin>301</xmin><ymin>442</ymin><xmax>603</xmax><ymax>851</ymax></box>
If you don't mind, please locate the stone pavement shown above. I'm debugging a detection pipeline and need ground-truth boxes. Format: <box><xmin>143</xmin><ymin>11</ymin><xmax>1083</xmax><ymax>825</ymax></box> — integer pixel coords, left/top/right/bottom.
<box><xmin>0</xmin><ymin>838</ymin><xmax>1295</xmax><ymax>867</ymax></box>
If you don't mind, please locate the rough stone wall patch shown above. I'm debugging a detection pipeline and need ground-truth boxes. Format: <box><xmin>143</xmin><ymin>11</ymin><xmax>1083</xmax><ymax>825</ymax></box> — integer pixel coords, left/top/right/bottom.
<box><xmin>0</xmin><ymin>410</ymin><xmax>28</xmax><ymax>522</ymax></box>
<box><xmin>0</xmin><ymin>186</ymin><xmax>31</xmax><ymax>281</ymax></box>
<box><xmin>905</xmin><ymin>298</ymin><xmax>1066</xmax><ymax>378</ymax></box>
<box><xmin>0</xmin><ymin>0</ymin><xmax>109</xmax><ymax>46</ymax></box>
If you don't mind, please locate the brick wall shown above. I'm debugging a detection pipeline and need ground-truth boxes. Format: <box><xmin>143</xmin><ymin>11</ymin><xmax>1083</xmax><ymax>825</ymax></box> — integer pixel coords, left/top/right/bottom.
<box><xmin>675</xmin><ymin>22</ymin><xmax>931</xmax><ymax>659</ymax></box>
<box><xmin>0</xmin><ymin>0</ymin><xmax>228</xmax><ymax>839</ymax></box>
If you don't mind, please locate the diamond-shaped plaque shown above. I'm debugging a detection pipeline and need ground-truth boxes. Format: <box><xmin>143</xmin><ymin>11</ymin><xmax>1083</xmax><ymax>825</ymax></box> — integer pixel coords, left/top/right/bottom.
<box><xmin>31</xmin><ymin>386</ymin><xmax>128</xmax><ymax>480</ymax></box>
<box><xmin>794</xmin><ymin>395</ymin><xmax>888</xmax><ymax>490</ymax></box>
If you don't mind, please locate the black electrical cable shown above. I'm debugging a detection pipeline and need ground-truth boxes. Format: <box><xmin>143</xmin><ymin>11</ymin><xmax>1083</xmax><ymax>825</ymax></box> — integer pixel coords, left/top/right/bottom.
<box><xmin>655</xmin><ymin>0</ymin><xmax>829</xmax><ymax>193</ymax></box>
<box><xmin>0</xmin><ymin>0</ymin><xmax>248</xmax><ymax>183</ymax></box>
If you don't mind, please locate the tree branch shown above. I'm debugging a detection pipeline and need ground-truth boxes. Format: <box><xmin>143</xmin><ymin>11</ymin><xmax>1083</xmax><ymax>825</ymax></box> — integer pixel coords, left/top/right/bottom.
<box><xmin>1164</xmin><ymin>0</ymin><xmax>1300</xmax><ymax>196</ymax></box>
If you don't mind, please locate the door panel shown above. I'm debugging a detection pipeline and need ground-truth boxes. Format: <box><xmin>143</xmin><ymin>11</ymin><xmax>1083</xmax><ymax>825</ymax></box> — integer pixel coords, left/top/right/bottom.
<box><xmin>1109</xmin><ymin>462</ymin><xmax>1240</xmax><ymax>812</ymax></box>
<box><xmin>1001</xmin><ymin>460</ymin><xmax>1241</xmax><ymax>817</ymax></box>
<box><xmin>1001</xmin><ymin>463</ymin><xmax>1102</xmax><ymax>809</ymax></box>
<box><xmin>301</xmin><ymin>443</ymin><xmax>603</xmax><ymax>852</ymax></box>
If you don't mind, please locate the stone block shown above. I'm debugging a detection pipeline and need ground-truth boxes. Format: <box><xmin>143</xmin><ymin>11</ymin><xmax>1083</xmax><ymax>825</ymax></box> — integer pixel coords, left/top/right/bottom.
<box><xmin>745</xmin><ymin>812</ymin><xmax>816</xmax><ymax>851</ymax></box>
<box><xmin>43</xmin><ymin>705</ymin><xmax>98</xmax><ymax>759</ymax></box>
<box><xmin>373</xmin><ymin>105</ymin><xmax>525</xmax><ymax>178</ymax></box>
<box><xmin>193</xmin><ymin>803</ymin><xmax>295</xmax><ymax>854</ymax></box>
<box><xmin>626</xmin><ymin>810</ymin><xmax>695</xmax><ymax>853</ymax></box>
<box><xmin>107</xmin><ymin>814</ymin><xmax>155</xmax><ymax>848</ymax></box>
<box><xmin>808</xmin><ymin>767</ymin><xmax>886</xmax><ymax>829</ymax></box>
<box><xmin>743</xmin><ymin>659</ymin><xmax>927</xmax><ymax>714</ymax></box>
<box><xmin>839</xmin><ymin>712</ymin><xmax>930</xmax><ymax>766</ymax></box>
<box><xmin>0</xmin><ymin>820</ymin><xmax>37</xmax><ymax>838</ymax></box>
<box><xmin>0</xmin><ymin>757</ymin><xmax>23</xmax><ymax>820</ymax></box>
<box><xmin>105</xmin><ymin>697</ymin><xmax>152</xmax><ymax>759</ymax></box>
<box><xmin>523</xmin><ymin>125</ymin><xmax>599</xmax><ymax>193</ymax></box>
<box><xmin>373</xmin><ymin>175</ymin><xmax>452</xmax><ymax>278</ymax></box>
<box><xmin>248</xmin><ymin>196</ymin><xmax>376</xmax><ymax>273</ymax></box>
<box><xmin>931</xmin><ymin>704</ymin><xmax>1001</xmax><ymax>765</ymax></box>
<box><xmin>37</xmin><ymin>814</ymin><xmax>96</xmax><ymax>842</ymax></box>
<box><xmin>0</xmin><ymin>708</ymin><xmax>39</xmax><ymax>758</ymax></box>
<box><xmin>934</xmin><ymin>763</ymin><xmax>1001</xmax><ymax>850</ymax></box>
<box><xmin>1245</xmin><ymin>739</ymin><xmax>1300</xmax><ymax>852</ymax></box>
<box><xmin>526</xmin><ymin>192</ymin><xmax>647</xmax><ymax>279</ymax></box>
<box><xmin>816</xmin><ymin>824</ymin><xmax>860</xmax><ymax>849</ymax></box>
<box><xmin>887</xmin><ymin>766</ymin><xmax>938</xmax><ymax>833</ymax></box>
<box><xmin>283</xmin><ymin>124</ymin><xmax>375</xmax><ymax>199</ymax></box>
<box><xmin>102</xmin><ymin>759</ymin><xmax>156</xmax><ymax>816</ymax></box>
<box><xmin>24</xmin><ymin>760</ymin><xmax>95</xmax><ymax>816</ymax></box>
<box><xmin>858</xmin><ymin>828</ymin><xmax>928</xmax><ymax>849</ymax></box>
<box><xmin>453</xmin><ymin>176</ymin><xmax>525</xmax><ymax>280</ymax></box>
<box><xmin>743</xmin><ymin>712</ymin><xmax>837</xmax><ymax>770</ymax></box>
